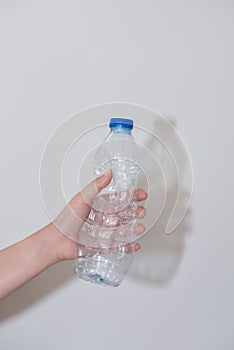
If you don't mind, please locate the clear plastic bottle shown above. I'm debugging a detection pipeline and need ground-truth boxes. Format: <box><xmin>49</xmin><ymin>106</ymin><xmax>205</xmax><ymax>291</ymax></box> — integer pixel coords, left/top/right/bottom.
<box><xmin>74</xmin><ymin>118</ymin><xmax>140</xmax><ymax>287</ymax></box>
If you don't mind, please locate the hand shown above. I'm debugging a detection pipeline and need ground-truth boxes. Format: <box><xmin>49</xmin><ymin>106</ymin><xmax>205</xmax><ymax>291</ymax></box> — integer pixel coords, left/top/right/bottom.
<box><xmin>51</xmin><ymin>170</ymin><xmax>147</xmax><ymax>261</ymax></box>
<box><xmin>0</xmin><ymin>170</ymin><xmax>147</xmax><ymax>300</ymax></box>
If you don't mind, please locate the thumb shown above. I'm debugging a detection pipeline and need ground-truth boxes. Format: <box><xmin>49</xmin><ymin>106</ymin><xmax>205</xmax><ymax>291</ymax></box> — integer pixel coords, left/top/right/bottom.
<box><xmin>79</xmin><ymin>169</ymin><xmax>112</xmax><ymax>207</ymax></box>
<box><xmin>53</xmin><ymin>170</ymin><xmax>112</xmax><ymax>241</ymax></box>
<box><xmin>69</xmin><ymin>169</ymin><xmax>112</xmax><ymax>214</ymax></box>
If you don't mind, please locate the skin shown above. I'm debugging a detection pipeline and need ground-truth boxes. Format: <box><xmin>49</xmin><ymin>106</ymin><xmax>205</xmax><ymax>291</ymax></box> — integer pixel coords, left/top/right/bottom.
<box><xmin>0</xmin><ymin>170</ymin><xmax>147</xmax><ymax>300</ymax></box>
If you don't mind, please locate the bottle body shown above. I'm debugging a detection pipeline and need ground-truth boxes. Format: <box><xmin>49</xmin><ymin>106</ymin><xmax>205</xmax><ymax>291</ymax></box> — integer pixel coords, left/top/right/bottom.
<box><xmin>74</xmin><ymin>118</ymin><xmax>139</xmax><ymax>287</ymax></box>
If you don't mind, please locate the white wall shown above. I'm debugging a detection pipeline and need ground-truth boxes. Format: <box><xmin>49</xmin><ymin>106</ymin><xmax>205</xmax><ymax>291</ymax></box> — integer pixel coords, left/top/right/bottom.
<box><xmin>0</xmin><ymin>1</ymin><xmax>234</xmax><ymax>349</ymax></box>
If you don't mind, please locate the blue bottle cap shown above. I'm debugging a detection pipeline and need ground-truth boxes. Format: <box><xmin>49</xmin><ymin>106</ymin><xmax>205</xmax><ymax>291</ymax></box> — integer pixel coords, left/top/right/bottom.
<box><xmin>109</xmin><ymin>118</ymin><xmax>134</xmax><ymax>129</ymax></box>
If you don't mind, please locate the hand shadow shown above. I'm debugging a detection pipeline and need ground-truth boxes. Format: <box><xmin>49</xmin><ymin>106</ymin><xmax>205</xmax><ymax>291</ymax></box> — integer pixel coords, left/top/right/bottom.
<box><xmin>130</xmin><ymin>203</ymin><xmax>192</xmax><ymax>285</ymax></box>
<box><xmin>130</xmin><ymin>116</ymin><xmax>193</xmax><ymax>285</ymax></box>
<box><xmin>0</xmin><ymin>260</ymin><xmax>73</xmax><ymax>322</ymax></box>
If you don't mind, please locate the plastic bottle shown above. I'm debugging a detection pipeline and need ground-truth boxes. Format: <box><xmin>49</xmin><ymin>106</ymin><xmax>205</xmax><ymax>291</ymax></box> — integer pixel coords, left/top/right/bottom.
<box><xmin>74</xmin><ymin>118</ymin><xmax>140</xmax><ymax>286</ymax></box>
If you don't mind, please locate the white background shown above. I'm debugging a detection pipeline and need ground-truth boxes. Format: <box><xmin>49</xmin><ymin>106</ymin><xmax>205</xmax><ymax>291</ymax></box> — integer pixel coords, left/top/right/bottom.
<box><xmin>0</xmin><ymin>1</ymin><xmax>234</xmax><ymax>349</ymax></box>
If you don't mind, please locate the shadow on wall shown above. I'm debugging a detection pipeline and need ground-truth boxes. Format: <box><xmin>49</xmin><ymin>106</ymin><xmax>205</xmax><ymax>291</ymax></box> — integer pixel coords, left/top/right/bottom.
<box><xmin>130</xmin><ymin>117</ymin><xmax>193</xmax><ymax>284</ymax></box>
<box><xmin>130</xmin><ymin>209</ymin><xmax>192</xmax><ymax>285</ymax></box>
<box><xmin>0</xmin><ymin>117</ymin><xmax>193</xmax><ymax>321</ymax></box>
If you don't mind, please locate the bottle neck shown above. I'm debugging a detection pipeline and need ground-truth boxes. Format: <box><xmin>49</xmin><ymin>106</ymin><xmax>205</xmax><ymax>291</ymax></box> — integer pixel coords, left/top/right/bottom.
<box><xmin>110</xmin><ymin>126</ymin><xmax>132</xmax><ymax>135</ymax></box>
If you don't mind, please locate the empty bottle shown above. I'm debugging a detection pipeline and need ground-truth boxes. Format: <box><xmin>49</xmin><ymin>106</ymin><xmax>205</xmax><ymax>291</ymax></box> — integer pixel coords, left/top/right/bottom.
<box><xmin>74</xmin><ymin>118</ymin><xmax>140</xmax><ymax>286</ymax></box>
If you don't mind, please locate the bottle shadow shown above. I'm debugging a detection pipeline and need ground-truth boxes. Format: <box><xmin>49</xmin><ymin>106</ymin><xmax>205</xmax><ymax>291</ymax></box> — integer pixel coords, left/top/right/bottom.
<box><xmin>130</xmin><ymin>116</ymin><xmax>193</xmax><ymax>285</ymax></box>
<box><xmin>0</xmin><ymin>261</ymin><xmax>73</xmax><ymax>322</ymax></box>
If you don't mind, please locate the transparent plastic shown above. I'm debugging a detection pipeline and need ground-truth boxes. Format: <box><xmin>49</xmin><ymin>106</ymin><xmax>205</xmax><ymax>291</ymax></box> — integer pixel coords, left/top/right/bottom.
<box><xmin>74</xmin><ymin>244</ymin><xmax>135</xmax><ymax>287</ymax></box>
<box><xmin>74</xmin><ymin>119</ymin><xmax>140</xmax><ymax>286</ymax></box>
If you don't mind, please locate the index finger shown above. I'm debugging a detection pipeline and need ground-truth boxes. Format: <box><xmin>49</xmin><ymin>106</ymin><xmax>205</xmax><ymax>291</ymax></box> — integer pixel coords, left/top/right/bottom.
<box><xmin>133</xmin><ymin>189</ymin><xmax>148</xmax><ymax>201</ymax></box>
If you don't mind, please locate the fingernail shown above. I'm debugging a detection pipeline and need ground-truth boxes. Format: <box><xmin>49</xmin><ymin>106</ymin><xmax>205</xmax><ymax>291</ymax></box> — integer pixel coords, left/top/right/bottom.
<box><xmin>104</xmin><ymin>169</ymin><xmax>112</xmax><ymax>177</ymax></box>
<box><xmin>135</xmin><ymin>243</ymin><xmax>141</xmax><ymax>251</ymax></box>
<box><xmin>98</xmin><ymin>170</ymin><xmax>112</xmax><ymax>187</ymax></box>
<box><xmin>100</xmin><ymin>169</ymin><xmax>111</xmax><ymax>182</ymax></box>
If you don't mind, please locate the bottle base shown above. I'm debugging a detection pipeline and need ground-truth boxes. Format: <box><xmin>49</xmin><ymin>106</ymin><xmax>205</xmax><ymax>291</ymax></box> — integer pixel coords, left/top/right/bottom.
<box><xmin>74</xmin><ymin>267</ymin><xmax>120</xmax><ymax>287</ymax></box>
<box><xmin>74</xmin><ymin>253</ymin><xmax>133</xmax><ymax>287</ymax></box>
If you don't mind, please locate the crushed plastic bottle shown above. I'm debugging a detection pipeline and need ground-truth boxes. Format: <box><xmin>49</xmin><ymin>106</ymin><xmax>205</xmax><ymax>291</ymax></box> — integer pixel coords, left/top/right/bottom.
<box><xmin>74</xmin><ymin>118</ymin><xmax>140</xmax><ymax>286</ymax></box>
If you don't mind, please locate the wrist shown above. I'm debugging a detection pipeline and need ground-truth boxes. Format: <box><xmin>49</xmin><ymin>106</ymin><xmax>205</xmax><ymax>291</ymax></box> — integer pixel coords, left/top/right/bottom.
<box><xmin>41</xmin><ymin>222</ymin><xmax>78</xmax><ymax>263</ymax></box>
<box><xmin>35</xmin><ymin>223</ymin><xmax>64</xmax><ymax>266</ymax></box>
